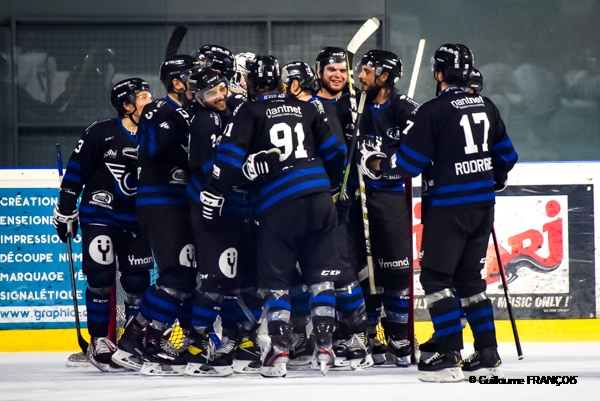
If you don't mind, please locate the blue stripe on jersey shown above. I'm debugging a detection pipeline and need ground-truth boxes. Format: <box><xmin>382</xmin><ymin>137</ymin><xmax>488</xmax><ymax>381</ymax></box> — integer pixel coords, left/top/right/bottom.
<box><xmin>369</xmin><ymin>179</ymin><xmax>405</xmax><ymax>192</ymax></box>
<box><xmin>260</xmin><ymin>167</ymin><xmax>324</xmax><ymax>197</ymax></box>
<box><xmin>394</xmin><ymin>153</ymin><xmax>423</xmax><ymax>176</ymax></box>
<box><xmin>63</xmin><ymin>172</ymin><xmax>82</xmax><ymax>184</ymax></box>
<box><xmin>318</xmin><ymin>136</ymin><xmax>347</xmax><ymax>162</ymax></box>
<box><xmin>67</xmin><ymin>160</ymin><xmax>81</xmax><ymax>171</ymax></box>
<box><xmin>202</xmin><ymin>160</ymin><xmax>214</xmax><ymax>175</ymax></box>
<box><xmin>430</xmin><ymin>192</ymin><xmax>495</xmax><ymax>207</ymax></box>
<box><xmin>136</xmin><ymin>197</ymin><xmax>188</xmax><ymax>206</ymax></box>
<box><xmin>145</xmin><ymin>123</ymin><xmax>157</xmax><ymax>158</ymax></box>
<box><xmin>137</xmin><ymin>185</ymin><xmax>185</xmax><ymax>194</ymax></box>
<box><xmin>493</xmin><ymin>139</ymin><xmax>512</xmax><ymax>151</ymax></box>
<box><xmin>400</xmin><ymin>143</ymin><xmax>430</xmax><ymax>163</ymax></box>
<box><xmin>256</xmin><ymin>178</ymin><xmax>330</xmax><ymax>215</ymax></box>
<box><xmin>429</xmin><ymin>179</ymin><xmax>494</xmax><ymax>195</ymax></box>
<box><xmin>495</xmin><ymin>150</ymin><xmax>519</xmax><ymax>163</ymax></box>
<box><xmin>219</xmin><ymin>143</ymin><xmax>246</xmax><ymax>158</ymax></box>
<box><xmin>216</xmin><ymin>153</ymin><xmax>243</xmax><ymax>169</ymax></box>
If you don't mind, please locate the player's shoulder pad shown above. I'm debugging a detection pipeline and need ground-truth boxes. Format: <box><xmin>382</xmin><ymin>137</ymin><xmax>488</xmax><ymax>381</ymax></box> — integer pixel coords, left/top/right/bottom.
<box><xmin>398</xmin><ymin>94</ymin><xmax>420</xmax><ymax>109</ymax></box>
<box><xmin>84</xmin><ymin>118</ymin><xmax>114</xmax><ymax>136</ymax></box>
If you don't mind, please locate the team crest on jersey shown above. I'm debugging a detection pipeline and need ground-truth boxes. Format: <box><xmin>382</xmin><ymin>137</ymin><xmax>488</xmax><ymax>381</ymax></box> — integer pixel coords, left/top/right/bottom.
<box><xmin>104</xmin><ymin>149</ymin><xmax>117</xmax><ymax>158</ymax></box>
<box><xmin>90</xmin><ymin>191</ymin><xmax>114</xmax><ymax>207</ymax></box>
<box><xmin>106</xmin><ymin>162</ymin><xmax>137</xmax><ymax>197</ymax></box>
<box><xmin>170</xmin><ymin>168</ymin><xmax>189</xmax><ymax>185</ymax></box>
<box><xmin>89</xmin><ymin>235</ymin><xmax>114</xmax><ymax>265</ymax></box>
<box><xmin>219</xmin><ymin>247</ymin><xmax>238</xmax><ymax>278</ymax></box>
<box><xmin>386</xmin><ymin>127</ymin><xmax>401</xmax><ymax>140</ymax></box>
<box><xmin>179</xmin><ymin>244</ymin><xmax>195</xmax><ymax>268</ymax></box>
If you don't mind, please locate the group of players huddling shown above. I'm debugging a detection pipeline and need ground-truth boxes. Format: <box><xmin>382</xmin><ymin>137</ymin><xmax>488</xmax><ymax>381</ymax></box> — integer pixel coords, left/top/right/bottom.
<box><xmin>54</xmin><ymin>39</ymin><xmax>517</xmax><ymax>382</ymax></box>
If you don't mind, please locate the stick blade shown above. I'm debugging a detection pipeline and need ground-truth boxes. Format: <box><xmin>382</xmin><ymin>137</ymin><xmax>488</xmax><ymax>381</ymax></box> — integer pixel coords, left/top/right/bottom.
<box><xmin>165</xmin><ymin>25</ymin><xmax>188</xmax><ymax>60</ymax></box>
<box><xmin>347</xmin><ymin>17</ymin><xmax>380</xmax><ymax>55</ymax></box>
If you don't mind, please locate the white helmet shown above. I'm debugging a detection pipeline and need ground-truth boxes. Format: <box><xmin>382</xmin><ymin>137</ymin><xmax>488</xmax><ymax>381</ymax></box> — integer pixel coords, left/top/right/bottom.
<box><xmin>231</xmin><ymin>52</ymin><xmax>256</xmax><ymax>95</ymax></box>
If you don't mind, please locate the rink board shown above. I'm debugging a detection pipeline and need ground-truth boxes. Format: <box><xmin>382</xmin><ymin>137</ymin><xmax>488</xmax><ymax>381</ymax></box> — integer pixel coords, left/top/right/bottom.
<box><xmin>1</xmin><ymin>164</ymin><xmax>599</xmax><ymax>351</ymax></box>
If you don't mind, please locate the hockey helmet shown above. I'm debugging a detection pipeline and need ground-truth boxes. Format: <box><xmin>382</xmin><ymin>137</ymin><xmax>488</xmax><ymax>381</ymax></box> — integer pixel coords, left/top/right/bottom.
<box><xmin>468</xmin><ymin>68</ymin><xmax>483</xmax><ymax>94</ymax></box>
<box><xmin>431</xmin><ymin>43</ymin><xmax>474</xmax><ymax>85</ymax></box>
<box><xmin>247</xmin><ymin>55</ymin><xmax>281</xmax><ymax>90</ymax></box>
<box><xmin>231</xmin><ymin>52</ymin><xmax>256</xmax><ymax>93</ymax></box>
<box><xmin>196</xmin><ymin>45</ymin><xmax>235</xmax><ymax>80</ymax></box>
<box><xmin>282</xmin><ymin>61</ymin><xmax>320</xmax><ymax>93</ymax></box>
<box><xmin>159</xmin><ymin>54</ymin><xmax>200</xmax><ymax>91</ymax></box>
<box><xmin>360</xmin><ymin>50</ymin><xmax>402</xmax><ymax>85</ymax></box>
<box><xmin>189</xmin><ymin>67</ymin><xmax>229</xmax><ymax>103</ymax></box>
<box><xmin>110</xmin><ymin>78</ymin><xmax>151</xmax><ymax>116</ymax></box>
<box><xmin>315</xmin><ymin>46</ymin><xmax>346</xmax><ymax>75</ymax></box>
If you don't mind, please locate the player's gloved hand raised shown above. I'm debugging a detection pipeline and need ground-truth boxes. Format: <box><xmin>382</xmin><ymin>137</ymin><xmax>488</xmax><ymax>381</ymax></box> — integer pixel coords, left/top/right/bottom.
<box><xmin>200</xmin><ymin>189</ymin><xmax>225</xmax><ymax>222</ymax></box>
<box><xmin>243</xmin><ymin>148</ymin><xmax>282</xmax><ymax>181</ymax></box>
<box><xmin>53</xmin><ymin>205</ymin><xmax>79</xmax><ymax>243</ymax></box>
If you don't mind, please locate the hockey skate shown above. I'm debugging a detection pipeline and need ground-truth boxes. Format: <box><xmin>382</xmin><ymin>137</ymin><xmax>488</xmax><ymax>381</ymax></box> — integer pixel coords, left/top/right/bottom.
<box><xmin>87</xmin><ymin>337</ymin><xmax>125</xmax><ymax>373</ymax></box>
<box><xmin>233</xmin><ymin>329</ymin><xmax>262</xmax><ymax>374</ymax></box>
<box><xmin>386</xmin><ymin>337</ymin><xmax>412</xmax><ymax>367</ymax></box>
<box><xmin>368</xmin><ymin>333</ymin><xmax>387</xmax><ymax>365</ymax></box>
<box><xmin>139</xmin><ymin>324</ymin><xmax>188</xmax><ymax>376</ymax></box>
<box><xmin>462</xmin><ymin>347</ymin><xmax>504</xmax><ymax>380</ymax></box>
<box><xmin>185</xmin><ymin>332</ymin><xmax>235</xmax><ymax>377</ymax></box>
<box><xmin>288</xmin><ymin>331</ymin><xmax>314</xmax><ymax>370</ymax></box>
<box><xmin>417</xmin><ymin>350</ymin><xmax>465</xmax><ymax>383</ymax></box>
<box><xmin>65</xmin><ymin>351</ymin><xmax>93</xmax><ymax>369</ymax></box>
<box><xmin>260</xmin><ymin>320</ymin><xmax>291</xmax><ymax>378</ymax></box>
<box><xmin>312</xmin><ymin>317</ymin><xmax>335</xmax><ymax>375</ymax></box>
<box><xmin>111</xmin><ymin>316</ymin><xmax>146</xmax><ymax>371</ymax></box>
<box><xmin>333</xmin><ymin>332</ymin><xmax>373</xmax><ymax>370</ymax></box>
<box><xmin>418</xmin><ymin>335</ymin><xmax>438</xmax><ymax>362</ymax></box>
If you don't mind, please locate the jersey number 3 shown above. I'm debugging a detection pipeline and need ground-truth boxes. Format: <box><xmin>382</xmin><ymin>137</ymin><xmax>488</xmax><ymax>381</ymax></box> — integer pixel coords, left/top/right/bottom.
<box><xmin>459</xmin><ymin>112</ymin><xmax>489</xmax><ymax>154</ymax></box>
<box><xmin>269</xmin><ymin>122</ymin><xmax>308</xmax><ymax>161</ymax></box>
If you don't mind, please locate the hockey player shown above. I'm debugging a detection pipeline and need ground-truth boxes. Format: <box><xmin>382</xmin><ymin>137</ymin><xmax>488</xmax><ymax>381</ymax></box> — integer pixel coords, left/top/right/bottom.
<box><xmin>111</xmin><ymin>55</ymin><xmax>199</xmax><ymax>375</ymax></box>
<box><xmin>183</xmin><ymin>67</ymin><xmax>263</xmax><ymax>377</ymax></box>
<box><xmin>282</xmin><ymin>61</ymin><xmax>371</xmax><ymax>369</ymax></box>
<box><xmin>53</xmin><ymin>78</ymin><xmax>154</xmax><ymax>372</ymax></box>
<box><xmin>204</xmin><ymin>55</ymin><xmax>347</xmax><ymax>376</ymax></box>
<box><xmin>338</xmin><ymin>50</ymin><xmax>418</xmax><ymax>367</ymax></box>
<box><xmin>196</xmin><ymin>44</ymin><xmax>245</xmax><ymax>110</ymax></box>
<box><xmin>314</xmin><ymin>46</ymin><xmax>348</xmax><ymax>102</ymax></box>
<box><xmin>361</xmin><ymin>43</ymin><xmax>518</xmax><ymax>382</ymax></box>
<box><xmin>231</xmin><ymin>52</ymin><xmax>256</xmax><ymax>97</ymax></box>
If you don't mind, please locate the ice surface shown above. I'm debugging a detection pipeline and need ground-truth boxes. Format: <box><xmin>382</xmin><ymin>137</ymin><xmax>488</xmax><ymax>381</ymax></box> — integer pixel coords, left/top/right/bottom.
<box><xmin>0</xmin><ymin>342</ymin><xmax>599</xmax><ymax>401</ymax></box>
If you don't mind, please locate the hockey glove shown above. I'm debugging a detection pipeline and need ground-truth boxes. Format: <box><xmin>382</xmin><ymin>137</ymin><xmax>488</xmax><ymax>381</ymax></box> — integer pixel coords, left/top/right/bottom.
<box><xmin>242</xmin><ymin>148</ymin><xmax>282</xmax><ymax>181</ymax></box>
<box><xmin>359</xmin><ymin>151</ymin><xmax>386</xmax><ymax>180</ymax></box>
<box><xmin>53</xmin><ymin>205</ymin><xmax>79</xmax><ymax>243</ymax></box>
<box><xmin>200</xmin><ymin>190</ymin><xmax>225</xmax><ymax>221</ymax></box>
<box><xmin>494</xmin><ymin>179</ymin><xmax>508</xmax><ymax>192</ymax></box>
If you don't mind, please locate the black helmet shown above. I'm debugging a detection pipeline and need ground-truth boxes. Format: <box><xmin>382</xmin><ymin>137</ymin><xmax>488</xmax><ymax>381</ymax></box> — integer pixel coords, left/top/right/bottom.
<box><xmin>282</xmin><ymin>61</ymin><xmax>320</xmax><ymax>93</ymax></box>
<box><xmin>360</xmin><ymin>50</ymin><xmax>402</xmax><ymax>85</ymax></box>
<box><xmin>196</xmin><ymin>45</ymin><xmax>235</xmax><ymax>80</ymax></box>
<box><xmin>315</xmin><ymin>46</ymin><xmax>346</xmax><ymax>75</ymax></box>
<box><xmin>110</xmin><ymin>78</ymin><xmax>151</xmax><ymax>116</ymax></box>
<box><xmin>189</xmin><ymin>67</ymin><xmax>228</xmax><ymax>102</ymax></box>
<box><xmin>432</xmin><ymin>43</ymin><xmax>474</xmax><ymax>85</ymax></box>
<box><xmin>468</xmin><ymin>68</ymin><xmax>483</xmax><ymax>94</ymax></box>
<box><xmin>247</xmin><ymin>55</ymin><xmax>281</xmax><ymax>90</ymax></box>
<box><xmin>159</xmin><ymin>55</ymin><xmax>200</xmax><ymax>92</ymax></box>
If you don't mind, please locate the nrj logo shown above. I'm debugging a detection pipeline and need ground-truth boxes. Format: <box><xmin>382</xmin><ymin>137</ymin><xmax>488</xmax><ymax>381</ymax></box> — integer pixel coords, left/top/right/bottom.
<box><xmin>411</xmin><ymin>198</ymin><xmax>565</xmax><ymax>286</ymax></box>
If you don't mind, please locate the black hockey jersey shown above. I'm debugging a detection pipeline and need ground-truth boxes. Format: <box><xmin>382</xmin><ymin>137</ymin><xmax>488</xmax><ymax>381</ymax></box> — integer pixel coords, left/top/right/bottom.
<box><xmin>210</xmin><ymin>93</ymin><xmax>347</xmax><ymax>216</ymax></box>
<box><xmin>338</xmin><ymin>91</ymin><xmax>418</xmax><ymax>192</ymax></box>
<box><xmin>137</xmin><ymin>96</ymin><xmax>191</xmax><ymax>209</ymax></box>
<box><xmin>59</xmin><ymin>117</ymin><xmax>141</xmax><ymax>229</ymax></box>
<box><xmin>309</xmin><ymin>95</ymin><xmax>344</xmax><ymax>143</ymax></box>
<box><xmin>186</xmin><ymin>105</ymin><xmax>247</xmax><ymax>216</ymax></box>
<box><xmin>378</xmin><ymin>88</ymin><xmax>518</xmax><ymax>212</ymax></box>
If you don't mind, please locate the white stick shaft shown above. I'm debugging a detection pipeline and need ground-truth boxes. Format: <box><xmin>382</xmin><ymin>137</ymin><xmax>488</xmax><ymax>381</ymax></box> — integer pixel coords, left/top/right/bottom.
<box><xmin>407</xmin><ymin>39</ymin><xmax>426</xmax><ymax>99</ymax></box>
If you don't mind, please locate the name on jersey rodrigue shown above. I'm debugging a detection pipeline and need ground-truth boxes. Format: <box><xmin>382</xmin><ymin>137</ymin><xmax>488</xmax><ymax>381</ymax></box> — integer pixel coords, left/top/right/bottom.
<box><xmin>266</xmin><ymin>105</ymin><xmax>302</xmax><ymax>118</ymax></box>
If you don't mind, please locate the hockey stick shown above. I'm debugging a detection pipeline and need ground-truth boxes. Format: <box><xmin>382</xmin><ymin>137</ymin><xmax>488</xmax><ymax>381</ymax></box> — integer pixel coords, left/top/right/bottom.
<box><xmin>491</xmin><ymin>227</ymin><xmax>524</xmax><ymax>360</ymax></box>
<box><xmin>56</xmin><ymin>143</ymin><xmax>89</xmax><ymax>354</ymax></box>
<box><xmin>342</xmin><ymin>18</ymin><xmax>380</xmax><ymax>295</ymax></box>
<box><xmin>165</xmin><ymin>25</ymin><xmax>188</xmax><ymax>60</ymax></box>
<box><xmin>405</xmin><ymin>39</ymin><xmax>426</xmax><ymax>363</ymax></box>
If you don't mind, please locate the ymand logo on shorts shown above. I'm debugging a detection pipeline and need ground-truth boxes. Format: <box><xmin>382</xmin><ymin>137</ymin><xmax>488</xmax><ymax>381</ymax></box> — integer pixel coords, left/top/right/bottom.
<box><xmin>378</xmin><ymin>257</ymin><xmax>410</xmax><ymax>269</ymax></box>
<box><xmin>219</xmin><ymin>247</ymin><xmax>238</xmax><ymax>278</ymax></box>
<box><xmin>179</xmin><ymin>244</ymin><xmax>195</xmax><ymax>267</ymax></box>
<box><xmin>89</xmin><ymin>235</ymin><xmax>114</xmax><ymax>265</ymax></box>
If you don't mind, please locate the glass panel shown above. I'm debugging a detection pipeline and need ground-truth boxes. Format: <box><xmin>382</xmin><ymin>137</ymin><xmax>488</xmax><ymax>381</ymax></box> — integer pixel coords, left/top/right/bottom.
<box><xmin>386</xmin><ymin>0</ymin><xmax>600</xmax><ymax>161</ymax></box>
<box><xmin>0</xmin><ymin>25</ymin><xmax>14</xmax><ymax>166</ymax></box>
